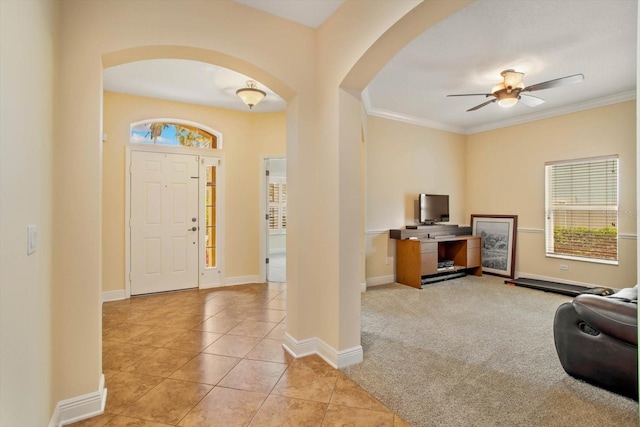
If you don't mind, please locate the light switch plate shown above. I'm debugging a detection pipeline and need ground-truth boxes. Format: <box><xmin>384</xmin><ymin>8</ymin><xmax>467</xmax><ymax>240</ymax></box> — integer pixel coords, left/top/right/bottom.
<box><xmin>27</xmin><ymin>225</ymin><xmax>37</xmax><ymax>255</ymax></box>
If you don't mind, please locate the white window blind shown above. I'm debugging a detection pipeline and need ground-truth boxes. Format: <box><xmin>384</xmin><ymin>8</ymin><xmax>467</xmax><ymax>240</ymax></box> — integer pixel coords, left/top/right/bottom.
<box><xmin>268</xmin><ymin>179</ymin><xmax>287</xmax><ymax>234</ymax></box>
<box><xmin>544</xmin><ymin>155</ymin><xmax>618</xmax><ymax>264</ymax></box>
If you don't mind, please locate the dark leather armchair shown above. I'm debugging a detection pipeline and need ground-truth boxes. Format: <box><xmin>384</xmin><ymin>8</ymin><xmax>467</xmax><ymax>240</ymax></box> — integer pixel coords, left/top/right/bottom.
<box><xmin>553</xmin><ymin>285</ymin><xmax>638</xmax><ymax>400</ymax></box>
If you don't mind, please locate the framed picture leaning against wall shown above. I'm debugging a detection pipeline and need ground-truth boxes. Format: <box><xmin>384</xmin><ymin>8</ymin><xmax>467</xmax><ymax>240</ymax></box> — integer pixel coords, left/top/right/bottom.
<box><xmin>471</xmin><ymin>214</ymin><xmax>518</xmax><ymax>279</ymax></box>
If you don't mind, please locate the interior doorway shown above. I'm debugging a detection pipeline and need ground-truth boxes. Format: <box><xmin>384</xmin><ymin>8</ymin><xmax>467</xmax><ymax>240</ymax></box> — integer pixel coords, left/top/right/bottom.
<box><xmin>265</xmin><ymin>157</ymin><xmax>287</xmax><ymax>283</ymax></box>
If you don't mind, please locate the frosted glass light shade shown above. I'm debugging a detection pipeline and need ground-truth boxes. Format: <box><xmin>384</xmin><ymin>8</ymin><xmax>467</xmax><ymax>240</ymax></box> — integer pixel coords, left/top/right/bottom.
<box><xmin>236</xmin><ymin>80</ymin><xmax>266</xmax><ymax>109</ymax></box>
<box><xmin>498</xmin><ymin>96</ymin><xmax>518</xmax><ymax>108</ymax></box>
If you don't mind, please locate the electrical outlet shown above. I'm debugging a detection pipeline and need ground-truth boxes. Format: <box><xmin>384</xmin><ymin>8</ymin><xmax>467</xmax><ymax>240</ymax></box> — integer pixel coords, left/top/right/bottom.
<box><xmin>386</xmin><ymin>257</ymin><xmax>392</xmax><ymax>265</ymax></box>
<box><xmin>560</xmin><ymin>264</ymin><xmax>568</xmax><ymax>271</ymax></box>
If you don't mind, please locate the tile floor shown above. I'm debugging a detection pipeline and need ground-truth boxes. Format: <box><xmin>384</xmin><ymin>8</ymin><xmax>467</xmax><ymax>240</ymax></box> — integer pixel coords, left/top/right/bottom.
<box><xmin>70</xmin><ymin>282</ymin><xmax>409</xmax><ymax>427</ymax></box>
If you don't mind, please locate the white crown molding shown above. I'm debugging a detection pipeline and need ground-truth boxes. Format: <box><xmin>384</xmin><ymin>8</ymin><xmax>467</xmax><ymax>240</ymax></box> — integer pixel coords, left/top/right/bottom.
<box><xmin>362</xmin><ymin>88</ymin><xmax>466</xmax><ymax>134</ymax></box>
<box><xmin>466</xmin><ymin>90</ymin><xmax>637</xmax><ymax>134</ymax></box>
<box><xmin>363</xmin><ymin>88</ymin><xmax>636</xmax><ymax>135</ymax></box>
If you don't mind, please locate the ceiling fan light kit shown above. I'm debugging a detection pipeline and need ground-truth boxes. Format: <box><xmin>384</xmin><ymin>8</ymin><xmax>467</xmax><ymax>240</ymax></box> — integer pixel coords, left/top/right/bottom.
<box><xmin>448</xmin><ymin>69</ymin><xmax>584</xmax><ymax>112</ymax></box>
<box><xmin>236</xmin><ymin>80</ymin><xmax>266</xmax><ymax>109</ymax></box>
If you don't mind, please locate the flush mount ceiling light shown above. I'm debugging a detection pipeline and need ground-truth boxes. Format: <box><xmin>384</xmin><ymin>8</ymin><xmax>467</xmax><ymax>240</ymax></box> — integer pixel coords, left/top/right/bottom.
<box><xmin>448</xmin><ymin>69</ymin><xmax>584</xmax><ymax>112</ymax></box>
<box><xmin>236</xmin><ymin>80</ymin><xmax>266</xmax><ymax>109</ymax></box>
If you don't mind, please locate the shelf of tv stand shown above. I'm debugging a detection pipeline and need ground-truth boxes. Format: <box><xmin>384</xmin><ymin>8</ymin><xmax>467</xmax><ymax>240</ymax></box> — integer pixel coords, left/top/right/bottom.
<box><xmin>393</xmin><ymin>234</ymin><xmax>482</xmax><ymax>289</ymax></box>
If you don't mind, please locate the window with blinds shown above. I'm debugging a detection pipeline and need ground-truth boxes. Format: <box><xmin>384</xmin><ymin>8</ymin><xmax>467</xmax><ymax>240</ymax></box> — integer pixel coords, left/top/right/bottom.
<box><xmin>544</xmin><ymin>155</ymin><xmax>618</xmax><ymax>264</ymax></box>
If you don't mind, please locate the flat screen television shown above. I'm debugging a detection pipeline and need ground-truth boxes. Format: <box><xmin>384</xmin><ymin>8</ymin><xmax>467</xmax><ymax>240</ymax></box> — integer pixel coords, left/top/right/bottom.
<box><xmin>418</xmin><ymin>194</ymin><xmax>449</xmax><ymax>224</ymax></box>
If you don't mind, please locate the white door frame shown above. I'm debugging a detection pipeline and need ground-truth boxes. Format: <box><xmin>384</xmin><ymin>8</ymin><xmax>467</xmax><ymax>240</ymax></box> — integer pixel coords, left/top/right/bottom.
<box><xmin>124</xmin><ymin>144</ymin><xmax>225</xmax><ymax>298</ymax></box>
<box><xmin>260</xmin><ymin>156</ymin><xmax>286</xmax><ymax>282</ymax></box>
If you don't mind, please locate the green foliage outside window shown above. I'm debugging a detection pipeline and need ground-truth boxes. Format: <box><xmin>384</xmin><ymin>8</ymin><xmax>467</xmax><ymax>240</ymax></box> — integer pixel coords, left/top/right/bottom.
<box><xmin>553</xmin><ymin>226</ymin><xmax>617</xmax><ymax>260</ymax></box>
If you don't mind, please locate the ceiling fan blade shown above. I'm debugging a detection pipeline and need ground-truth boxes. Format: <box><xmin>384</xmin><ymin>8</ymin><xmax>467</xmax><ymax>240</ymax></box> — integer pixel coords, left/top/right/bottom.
<box><xmin>519</xmin><ymin>94</ymin><xmax>546</xmax><ymax>107</ymax></box>
<box><xmin>522</xmin><ymin>74</ymin><xmax>584</xmax><ymax>92</ymax></box>
<box><xmin>467</xmin><ymin>99</ymin><xmax>496</xmax><ymax>112</ymax></box>
<box><xmin>447</xmin><ymin>93</ymin><xmax>492</xmax><ymax>97</ymax></box>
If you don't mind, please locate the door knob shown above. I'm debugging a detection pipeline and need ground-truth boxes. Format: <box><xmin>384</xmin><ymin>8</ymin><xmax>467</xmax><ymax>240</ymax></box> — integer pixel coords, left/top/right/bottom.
<box><xmin>189</xmin><ymin>226</ymin><xmax>197</xmax><ymax>231</ymax></box>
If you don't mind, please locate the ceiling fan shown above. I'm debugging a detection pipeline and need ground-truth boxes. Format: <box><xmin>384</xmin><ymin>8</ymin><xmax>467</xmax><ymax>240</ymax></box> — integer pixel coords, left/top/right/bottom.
<box><xmin>447</xmin><ymin>69</ymin><xmax>584</xmax><ymax>112</ymax></box>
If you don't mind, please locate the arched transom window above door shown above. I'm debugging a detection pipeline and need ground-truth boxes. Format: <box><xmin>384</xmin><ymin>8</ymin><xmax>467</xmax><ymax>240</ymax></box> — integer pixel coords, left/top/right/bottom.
<box><xmin>130</xmin><ymin>119</ymin><xmax>222</xmax><ymax>149</ymax></box>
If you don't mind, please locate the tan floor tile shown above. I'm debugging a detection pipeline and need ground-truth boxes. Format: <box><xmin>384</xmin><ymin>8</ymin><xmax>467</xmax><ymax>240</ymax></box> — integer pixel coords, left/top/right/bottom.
<box><xmin>322</xmin><ymin>405</ymin><xmax>395</xmax><ymax>427</ymax></box>
<box><xmin>290</xmin><ymin>354</ymin><xmax>338</xmax><ymax>376</ymax></box>
<box><xmin>245</xmin><ymin>338</ymin><xmax>293</xmax><ymax>364</ymax></box>
<box><xmin>202</xmin><ymin>334</ymin><xmax>261</xmax><ymax>358</ymax></box>
<box><xmin>66</xmin><ymin>412</ymin><xmax>115</xmax><ymax>426</ymax></box>
<box><xmin>103</xmin><ymin>371</ymin><xmax>164</xmax><ymax>414</ymax></box>
<box><xmin>100</xmin><ymin>283</ymin><xmax>407</xmax><ymax>427</ymax></box>
<box><xmin>249</xmin><ymin>395</ymin><xmax>327</xmax><ymax>427</ymax></box>
<box><xmin>102</xmin><ymin>339</ymin><xmax>123</xmax><ymax>354</ymax></box>
<box><xmin>178</xmin><ymin>386</ymin><xmax>266</xmax><ymax>427</ymax></box>
<box><xmin>394</xmin><ymin>415</ymin><xmax>412</xmax><ymax>427</ymax></box>
<box><xmin>103</xmin><ymin>343</ymin><xmax>157</xmax><ymax>372</ymax></box>
<box><xmin>264</xmin><ymin>299</ymin><xmax>287</xmax><ymax>310</ymax></box>
<box><xmin>193</xmin><ymin>316</ymin><xmax>243</xmax><ymax>333</ymax></box>
<box><xmin>244</xmin><ymin>308</ymin><xmax>287</xmax><ymax>323</ymax></box>
<box><xmin>264</xmin><ymin>323</ymin><xmax>287</xmax><ymax>340</ymax></box>
<box><xmin>330</xmin><ymin>374</ymin><xmax>390</xmax><ymax>412</ymax></box>
<box><xmin>121</xmin><ymin>378</ymin><xmax>211</xmax><ymax>425</ymax></box>
<box><xmin>180</xmin><ymin>300</ymin><xmax>228</xmax><ymax>316</ymax></box>
<box><xmin>126</xmin><ymin>311</ymin><xmax>169</xmax><ymax>327</ymax></box>
<box><xmin>102</xmin><ymin>415</ymin><xmax>172</xmax><ymax>426</ymax></box>
<box><xmin>169</xmin><ymin>353</ymin><xmax>240</xmax><ymax>385</ymax></box>
<box><xmin>271</xmin><ymin>362</ymin><xmax>338</xmax><ymax>403</ymax></box>
<box><xmin>126</xmin><ymin>326</ymin><xmax>185</xmax><ymax>347</ymax></box>
<box><xmin>227</xmin><ymin>319</ymin><xmax>278</xmax><ymax>338</ymax></box>
<box><xmin>159</xmin><ymin>313</ymin><xmax>211</xmax><ymax>329</ymax></box>
<box><xmin>218</xmin><ymin>359</ymin><xmax>287</xmax><ymax>393</ymax></box>
<box><xmin>103</xmin><ymin>324</ymin><xmax>152</xmax><ymax>343</ymax></box>
<box><xmin>214</xmin><ymin>307</ymin><xmax>255</xmax><ymax>319</ymax></box>
<box><xmin>163</xmin><ymin>330</ymin><xmax>222</xmax><ymax>352</ymax></box>
<box><xmin>123</xmin><ymin>347</ymin><xmax>197</xmax><ymax>377</ymax></box>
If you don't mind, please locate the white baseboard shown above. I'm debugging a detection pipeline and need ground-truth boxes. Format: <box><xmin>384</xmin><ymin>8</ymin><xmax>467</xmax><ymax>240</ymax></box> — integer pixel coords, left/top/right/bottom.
<box><xmin>360</xmin><ymin>282</ymin><xmax>367</xmax><ymax>293</ymax></box>
<box><xmin>283</xmin><ymin>333</ymin><xmax>363</xmax><ymax>369</ymax></box>
<box><xmin>224</xmin><ymin>275</ymin><xmax>261</xmax><ymax>286</ymax></box>
<box><xmin>102</xmin><ymin>277</ymin><xmax>262</xmax><ymax>301</ymax></box>
<box><xmin>49</xmin><ymin>374</ymin><xmax>107</xmax><ymax>427</ymax></box>
<box><xmin>366</xmin><ymin>275</ymin><xmax>395</xmax><ymax>288</ymax></box>
<box><xmin>102</xmin><ymin>290</ymin><xmax>126</xmax><ymax>303</ymax></box>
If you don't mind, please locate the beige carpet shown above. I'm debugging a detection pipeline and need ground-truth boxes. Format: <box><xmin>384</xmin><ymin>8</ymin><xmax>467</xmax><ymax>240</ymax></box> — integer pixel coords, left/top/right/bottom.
<box><xmin>342</xmin><ymin>275</ymin><xmax>638</xmax><ymax>426</ymax></box>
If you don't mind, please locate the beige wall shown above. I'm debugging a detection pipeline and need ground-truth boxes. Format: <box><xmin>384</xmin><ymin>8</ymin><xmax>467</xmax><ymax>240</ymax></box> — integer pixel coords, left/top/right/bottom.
<box><xmin>364</xmin><ymin>116</ymin><xmax>467</xmax><ymax>282</ymax></box>
<box><xmin>466</xmin><ymin>101</ymin><xmax>637</xmax><ymax>288</ymax></box>
<box><xmin>0</xmin><ymin>0</ymin><xmax>58</xmax><ymax>424</ymax></box>
<box><xmin>102</xmin><ymin>91</ymin><xmax>286</xmax><ymax>293</ymax></box>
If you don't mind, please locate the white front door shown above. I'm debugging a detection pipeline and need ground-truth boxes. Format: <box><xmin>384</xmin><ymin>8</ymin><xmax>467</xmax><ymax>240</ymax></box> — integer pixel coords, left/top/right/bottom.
<box><xmin>130</xmin><ymin>151</ymin><xmax>199</xmax><ymax>295</ymax></box>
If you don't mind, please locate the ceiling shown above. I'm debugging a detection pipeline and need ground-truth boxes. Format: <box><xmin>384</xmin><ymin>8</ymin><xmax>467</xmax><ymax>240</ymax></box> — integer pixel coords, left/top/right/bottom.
<box><xmin>103</xmin><ymin>0</ymin><xmax>637</xmax><ymax>135</ymax></box>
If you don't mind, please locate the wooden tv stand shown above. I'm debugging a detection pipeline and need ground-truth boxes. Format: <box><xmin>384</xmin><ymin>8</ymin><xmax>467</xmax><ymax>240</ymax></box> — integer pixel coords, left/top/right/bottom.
<box><xmin>394</xmin><ymin>235</ymin><xmax>482</xmax><ymax>289</ymax></box>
